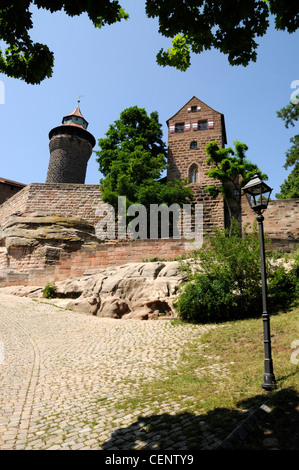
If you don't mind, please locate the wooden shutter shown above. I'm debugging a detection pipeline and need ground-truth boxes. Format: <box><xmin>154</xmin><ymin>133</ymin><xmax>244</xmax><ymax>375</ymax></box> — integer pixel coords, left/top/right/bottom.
<box><xmin>169</xmin><ymin>123</ymin><xmax>175</xmax><ymax>133</ymax></box>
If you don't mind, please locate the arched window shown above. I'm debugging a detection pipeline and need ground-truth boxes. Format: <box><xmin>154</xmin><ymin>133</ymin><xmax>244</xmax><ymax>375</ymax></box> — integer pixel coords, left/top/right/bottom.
<box><xmin>190</xmin><ymin>140</ymin><xmax>197</xmax><ymax>149</ymax></box>
<box><xmin>189</xmin><ymin>164</ymin><xmax>199</xmax><ymax>183</ymax></box>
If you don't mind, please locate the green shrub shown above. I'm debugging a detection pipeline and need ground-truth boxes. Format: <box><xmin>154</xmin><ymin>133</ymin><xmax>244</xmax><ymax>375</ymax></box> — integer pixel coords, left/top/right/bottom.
<box><xmin>176</xmin><ymin>219</ymin><xmax>298</xmax><ymax>324</ymax></box>
<box><xmin>42</xmin><ymin>282</ymin><xmax>56</xmax><ymax>299</ymax></box>
<box><xmin>175</xmin><ymin>274</ymin><xmax>262</xmax><ymax>324</ymax></box>
<box><xmin>268</xmin><ymin>262</ymin><xmax>299</xmax><ymax>311</ymax></box>
<box><xmin>175</xmin><ymin>276</ymin><xmax>239</xmax><ymax>324</ymax></box>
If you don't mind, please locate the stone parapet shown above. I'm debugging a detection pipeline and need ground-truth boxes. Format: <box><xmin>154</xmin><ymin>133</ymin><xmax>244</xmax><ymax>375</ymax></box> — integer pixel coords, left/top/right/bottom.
<box><xmin>241</xmin><ymin>196</ymin><xmax>299</xmax><ymax>249</ymax></box>
<box><xmin>0</xmin><ymin>183</ymin><xmax>102</xmax><ymax>227</ymax></box>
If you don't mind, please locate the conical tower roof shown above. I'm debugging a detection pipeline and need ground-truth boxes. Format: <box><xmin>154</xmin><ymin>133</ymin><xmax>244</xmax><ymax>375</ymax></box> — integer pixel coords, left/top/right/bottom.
<box><xmin>49</xmin><ymin>105</ymin><xmax>95</xmax><ymax>148</ymax></box>
<box><xmin>62</xmin><ymin>106</ymin><xmax>89</xmax><ymax>130</ymax></box>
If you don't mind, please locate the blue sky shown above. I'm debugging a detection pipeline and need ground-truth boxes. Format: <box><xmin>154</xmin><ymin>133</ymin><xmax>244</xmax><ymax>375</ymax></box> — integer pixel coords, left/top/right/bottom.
<box><xmin>0</xmin><ymin>0</ymin><xmax>298</xmax><ymax>198</ymax></box>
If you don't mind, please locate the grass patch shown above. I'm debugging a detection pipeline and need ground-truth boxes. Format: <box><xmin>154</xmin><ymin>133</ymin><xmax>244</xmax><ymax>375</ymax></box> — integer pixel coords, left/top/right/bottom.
<box><xmin>115</xmin><ymin>307</ymin><xmax>299</xmax><ymax>442</ymax></box>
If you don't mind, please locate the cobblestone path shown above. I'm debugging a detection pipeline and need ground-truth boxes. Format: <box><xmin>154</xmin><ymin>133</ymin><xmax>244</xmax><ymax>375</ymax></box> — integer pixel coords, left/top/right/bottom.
<box><xmin>0</xmin><ymin>293</ymin><xmax>222</xmax><ymax>450</ymax></box>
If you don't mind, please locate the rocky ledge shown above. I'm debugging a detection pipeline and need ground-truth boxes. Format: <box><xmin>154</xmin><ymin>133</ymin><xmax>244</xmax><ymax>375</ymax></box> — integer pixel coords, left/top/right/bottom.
<box><xmin>0</xmin><ymin>261</ymin><xmax>186</xmax><ymax>320</ymax></box>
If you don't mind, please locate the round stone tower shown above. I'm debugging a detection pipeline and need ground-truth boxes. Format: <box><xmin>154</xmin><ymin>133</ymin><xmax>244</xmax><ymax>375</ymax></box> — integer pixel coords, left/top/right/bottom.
<box><xmin>46</xmin><ymin>106</ymin><xmax>96</xmax><ymax>184</ymax></box>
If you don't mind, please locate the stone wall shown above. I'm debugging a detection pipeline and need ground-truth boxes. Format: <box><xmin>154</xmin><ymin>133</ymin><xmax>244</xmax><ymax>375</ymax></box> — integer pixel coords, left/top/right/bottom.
<box><xmin>167</xmin><ymin>96</ymin><xmax>227</xmax><ymax>231</ymax></box>
<box><xmin>0</xmin><ymin>234</ymin><xmax>192</xmax><ymax>288</ymax></box>
<box><xmin>46</xmin><ymin>133</ymin><xmax>93</xmax><ymax>184</ymax></box>
<box><xmin>0</xmin><ymin>183</ymin><xmax>102</xmax><ymax>227</ymax></box>
<box><xmin>0</xmin><ymin>184</ymin><xmax>31</xmax><ymax>226</ymax></box>
<box><xmin>0</xmin><ymin>185</ymin><xmax>199</xmax><ymax>286</ymax></box>
<box><xmin>167</xmin><ymin>97</ymin><xmax>226</xmax><ymax>182</ymax></box>
<box><xmin>0</xmin><ymin>180</ymin><xmax>26</xmax><ymax>206</ymax></box>
<box><xmin>241</xmin><ymin>196</ymin><xmax>299</xmax><ymax>250</ymax></box>
<box><xmin>1</xmin><ymin>181</ymin><xmax>298</xmax><ymax>288</ymax></box>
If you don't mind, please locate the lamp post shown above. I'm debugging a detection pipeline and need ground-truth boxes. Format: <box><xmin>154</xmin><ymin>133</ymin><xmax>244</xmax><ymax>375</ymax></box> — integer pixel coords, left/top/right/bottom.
<box><xmin>243</xmin><ymin>173</ymin><xmax>276</xmax><ymax>391</ymax></box>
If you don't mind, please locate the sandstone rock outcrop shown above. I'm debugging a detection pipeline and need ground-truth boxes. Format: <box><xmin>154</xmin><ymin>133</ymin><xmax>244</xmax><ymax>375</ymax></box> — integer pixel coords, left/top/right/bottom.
<box><xmin>1</xmin><ymin>261</ymin><xmax>185</xmax><ymax>320</ymax></box>
<box><xmin>1</xmin><ymin>212</ymin><xmax>97</xmax><ymax>249</ymax></box>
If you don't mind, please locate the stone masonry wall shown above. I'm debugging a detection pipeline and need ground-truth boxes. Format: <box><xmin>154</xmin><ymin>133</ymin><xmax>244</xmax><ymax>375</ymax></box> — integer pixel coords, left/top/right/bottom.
<box><xmin>46</xmin><ymin>134</ymin><xmax>93</xmax><ymax>184</ymax></box>
<box><xmin>0</xmin><ymin>184</ymin><xmax>200</xmax><ymax>287</ymax></box>
<box><xmin>241</xmin><ymin>196</ymin><xmax>299</xmax><ymax>250</ymax></box>
<box><xmin>0</xmin><ymin>237</ymin><xmax>191</xmax><ymax>287</ymax></box>
<box><xmin>0</xmin><ymin>182</ymin><xmax>26</xmax><ymax>206</ymax></box>
<box><xmin>1</xmin><ymin>177</ymin><xmax>297</xmax><ymax>288</ymax></box>
<box><xmin>0</xmin><ymin>184</ymin><xmax>31</xmax><ymax>227</ymax></box>
<box><xmin>167</xmin><ymin>97</ymin><xmax>226</xmax><ymax>231</ymax></box>
<box><xmin>0</xmin><ymin>183</ymin><xmax>102</xmax><ymax>227</ymax></box>
<box><xmin>167</xmin><ymin>97</ymin><xmax>226</xmax><ymax>182</ymax></box>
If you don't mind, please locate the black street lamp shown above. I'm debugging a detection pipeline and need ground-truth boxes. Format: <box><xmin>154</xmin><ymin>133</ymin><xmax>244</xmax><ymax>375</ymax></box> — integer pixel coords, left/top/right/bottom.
<box><xmin>243</xmin><ymin>173</ymin><xmax>276</xmax><ymax>391</ymax></box>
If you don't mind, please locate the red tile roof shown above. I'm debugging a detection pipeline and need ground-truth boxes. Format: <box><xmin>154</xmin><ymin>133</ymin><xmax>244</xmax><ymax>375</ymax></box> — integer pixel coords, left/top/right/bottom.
<box><xmin>67</xmin><ymin>106</ymin><xmax>84</xmax><ymax>118</ymax></box>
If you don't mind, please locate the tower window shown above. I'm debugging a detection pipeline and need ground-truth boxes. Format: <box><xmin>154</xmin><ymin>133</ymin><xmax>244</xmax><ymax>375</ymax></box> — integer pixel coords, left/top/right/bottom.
<box><xmin>198</xmin><ymin>120</ymin><xmax>207</xmax><ymax>130</ymax></box>
<box><xmin>191</xmin><ymin>106</ymin><xmax>197</xmax><ymax>112</ymax></box>
<box><xmin>189</xmin><ymin>164</ymin><xmax>199</xmax><ymax>183</ymax></box>
<box><xmin>190</xmin><ymin>141</ymin><xmax>197</xmax><ymax>149</ymax></box>
<box><xmin>175</xmin><ymin>123</ymin><xmax>184</xmax><ymax>133</ymax></box>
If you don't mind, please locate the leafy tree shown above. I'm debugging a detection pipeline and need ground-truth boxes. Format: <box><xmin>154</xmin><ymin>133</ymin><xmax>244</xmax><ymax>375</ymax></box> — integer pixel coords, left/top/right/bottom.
<box><xmin>149</xmin><ymin>0</ymin><xmax>299</xmax><ymax>71</ymax></box>
<box><xmin>276</xmin><ymin>99</ymin><xmax>299</xmax><ymax>198</ymax></box>
<box><xmin>1</xmin><ymin>1</ymin><xmax>298</xmax><ymax>83</ymax></box>
<box><xmin>276</xmin><ymin>164</ymin><xmax>299</xmax><ymax>199</ymax></box>
<box><xmin>175</xmin><ymin>220</ymin><xmax>298</xmax><ymax>324</ymax></box>
<box><xmin>204</xmin><ymin>140</ymin><xmax>267</xmax><ymax>227</ymax></box>
<box><xmin>0</xmin><ymin>1</ymin><xmax>129</xmax><ymax>84</ymax></box>
<box><xmin>95</xmin><ymin>105</ymin><xmax>193</xmax><ymax>217</ymax></box>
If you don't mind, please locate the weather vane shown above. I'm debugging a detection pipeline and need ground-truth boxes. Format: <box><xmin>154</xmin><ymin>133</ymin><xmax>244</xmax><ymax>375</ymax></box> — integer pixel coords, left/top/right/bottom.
<box><xmin>77</xmin><ymin>95</ymin><xmax>83</xmax><ymax>106</ymax></box>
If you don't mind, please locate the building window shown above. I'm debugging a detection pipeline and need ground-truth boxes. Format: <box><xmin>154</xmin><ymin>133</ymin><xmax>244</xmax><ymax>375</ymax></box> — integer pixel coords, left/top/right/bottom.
<box><xmin>189</xmin><ymin>164</ymin><xmax>199</xmax><ymax>183</ymax></box>
<box><xmin>190</xmin><ymin>141</ymin><xmax>197</xmax><ymax>149</ymax></box>
<box><xmin>175</xmin><ymin>123</ymin><xmax>184</xmax><ymax>133</ymax></box>
<box><xmin>198</xmin><ymin>120</ymin><xmax>207</xmax><ymax>130</ymax></box>
<box><xmin>191</xmin><ymin>106</ymin><xmax>197</xmax><ymax>112</ymax></box>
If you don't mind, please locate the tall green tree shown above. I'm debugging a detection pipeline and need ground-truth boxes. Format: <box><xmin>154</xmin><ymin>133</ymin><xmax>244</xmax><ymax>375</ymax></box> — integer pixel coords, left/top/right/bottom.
<box><xmin>204</xmin><ymin>140</ymin><xmax>267</xmax><ymax>226</ymax></box>
<box><xmin>95</xmin><ymin>106</ymin><xmax>193</xmax><ymax>213</ymax></box>
<box><xmin>0</xmin><ymin>1</ymin><xmax>298</xmax><ymax>83</ymax></box>
<box><xmin>276</xmin><ymin>99</ymin><xmax>299</xmax><ymax>198</ymax></box>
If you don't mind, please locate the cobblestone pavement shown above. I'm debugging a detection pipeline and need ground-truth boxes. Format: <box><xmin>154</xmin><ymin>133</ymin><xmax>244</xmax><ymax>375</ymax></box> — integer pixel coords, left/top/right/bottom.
<box><xmin>0</xmin><ymin>293</ymin><xmax>223</xmax><ymax>450</ymax></box>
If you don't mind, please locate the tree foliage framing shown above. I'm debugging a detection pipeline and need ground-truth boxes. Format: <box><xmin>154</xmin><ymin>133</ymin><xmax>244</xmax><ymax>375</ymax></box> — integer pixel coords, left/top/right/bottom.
<box><xmin>0</xmin><ymin>1</ymin><xmax>298</xmax><ymax>83</ymax></box>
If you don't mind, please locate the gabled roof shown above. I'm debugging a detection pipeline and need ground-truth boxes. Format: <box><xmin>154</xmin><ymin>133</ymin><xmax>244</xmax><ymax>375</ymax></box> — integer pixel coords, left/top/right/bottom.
<box><xmin>0</xmin><ymin>177</ymin><xmax>26</xmax><ymax>187</ymax></box>
<box><xmin>167</xmin><ymin>96</ymin><xmax>227</xmax><ymax>145</ymax></box>
<box><xmin>166</xmin><ymin>96</ymin><xmax>223</xmax><ymax>124</ymax></box>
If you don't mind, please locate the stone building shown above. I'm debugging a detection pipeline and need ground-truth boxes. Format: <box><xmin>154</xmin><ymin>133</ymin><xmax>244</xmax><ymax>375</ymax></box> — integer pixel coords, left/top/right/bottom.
<box><xmin>167</xmin><ymin>96</ymin><xmax>229</xmax><ymax>231</ymax></box>
<box><xmin>46</xmin><ymin>105</ymin><xmax>96</xmax><ymax>184</ymax></box>
<box><xmin>0</xmin><ymin>97</ymin><xmax>297</xmax><ymax>288</ymax></box>
<box><xmin>0</xmin><ymin>177</ymin><xmax>26</xmax><ymax>206</ymax></box>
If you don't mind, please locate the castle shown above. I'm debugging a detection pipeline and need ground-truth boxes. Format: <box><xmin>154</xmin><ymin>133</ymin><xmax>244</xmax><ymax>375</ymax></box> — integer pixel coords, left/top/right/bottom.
<box><xmin>0</xmin><ymin>97</ymin><xmax>298</xmax><ymax>287</ymax></box>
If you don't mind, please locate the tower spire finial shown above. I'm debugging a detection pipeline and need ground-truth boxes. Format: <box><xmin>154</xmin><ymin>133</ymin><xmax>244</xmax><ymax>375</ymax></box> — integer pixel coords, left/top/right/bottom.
<box><xmin>77</xmin><ymin>95</ymin><xmax>83</xmax><ymax>106</ymax></box>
